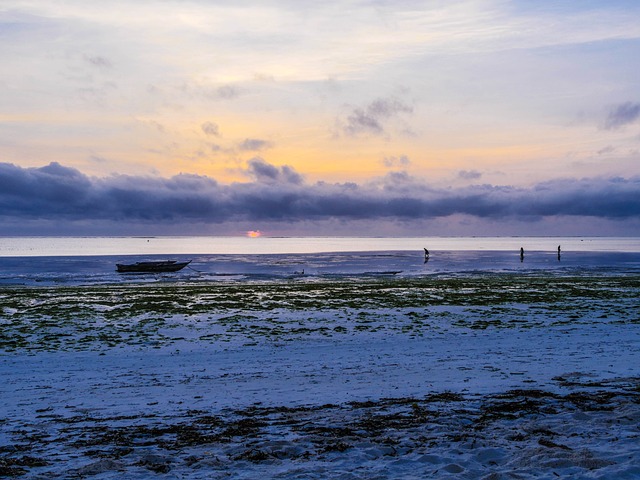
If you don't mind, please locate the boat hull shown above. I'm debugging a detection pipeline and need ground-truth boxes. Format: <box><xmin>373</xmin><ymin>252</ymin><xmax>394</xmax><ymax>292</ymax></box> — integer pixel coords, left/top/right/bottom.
<box><xmin>116</xmin><ymin>260</ymin><xmax>191</xmax><ymax>273</ymax></box>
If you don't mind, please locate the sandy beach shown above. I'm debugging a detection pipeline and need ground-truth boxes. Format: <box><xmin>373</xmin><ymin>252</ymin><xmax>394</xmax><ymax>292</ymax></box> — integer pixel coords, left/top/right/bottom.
<box><xmin>1</xmin><ymin>252</ymin><xmax>639</xmax><ymax>478</ymax></box>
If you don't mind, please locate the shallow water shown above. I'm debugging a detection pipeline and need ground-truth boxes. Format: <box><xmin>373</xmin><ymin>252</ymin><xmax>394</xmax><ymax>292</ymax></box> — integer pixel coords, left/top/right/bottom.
<box><xmin>0</xmin><ymin>249</ymin><xmax>639</xmax><ymax>286</ymax></box>
<box><xmin>0</xmin><ymin>236</ymin><xmax>638</xmax><ymax>286</ymax></box>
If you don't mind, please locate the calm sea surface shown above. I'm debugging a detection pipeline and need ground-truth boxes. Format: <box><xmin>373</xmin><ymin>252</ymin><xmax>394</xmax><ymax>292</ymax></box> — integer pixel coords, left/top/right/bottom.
<box><xmin>1</xmin><ymin>236</ymin><xmax>639</xmax><ymax>257</ymax></box>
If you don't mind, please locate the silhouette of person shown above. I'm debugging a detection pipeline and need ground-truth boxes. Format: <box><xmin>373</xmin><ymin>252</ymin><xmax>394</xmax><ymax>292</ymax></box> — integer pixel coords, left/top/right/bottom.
<box><xmin>520</xmin><ymin>247</ymin><xmax>524</xmax><ymax>262</ymax></box>
<box><xmin>424</xmin><ymin>248</ymin><xmax>430</xmax><ymax>264</ymax></box>
<box><xmin>557</xmin><ymin>245</ymin><xmax>561</xmax><ymax>261</ymax></box>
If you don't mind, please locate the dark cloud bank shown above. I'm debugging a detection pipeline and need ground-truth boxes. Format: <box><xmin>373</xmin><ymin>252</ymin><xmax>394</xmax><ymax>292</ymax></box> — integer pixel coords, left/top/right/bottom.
<box><xmin>0</xmin><ymin>161</ymin><xmax>638</xmax><ymax>235</ymax></box>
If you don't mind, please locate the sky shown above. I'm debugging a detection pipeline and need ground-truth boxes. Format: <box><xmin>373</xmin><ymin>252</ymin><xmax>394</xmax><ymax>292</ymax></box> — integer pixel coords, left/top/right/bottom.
<box><xmin>1</xmin><ymin>0</ymin><xmax>639</xmax><ymax>236</ymax></box>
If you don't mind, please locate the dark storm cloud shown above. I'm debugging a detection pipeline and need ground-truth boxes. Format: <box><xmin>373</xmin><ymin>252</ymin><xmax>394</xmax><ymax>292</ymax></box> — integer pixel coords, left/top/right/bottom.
<box><xmin>603</xmin><ymin>101</ymin><xmax>640</xmax><ymax>130</ymax></box>
<box><xmin>341</xmin><ymin>97</ymin><xmax>413</xmax><ymax>137</ymax></box>
<box><xmin>0</xmin><ymin>162</ymin><xmax>92</xmax><ymax>215</ymax></box>
<box><xmin>0</xmin><ymin>162</ymin><xmax>638</xmax><ymax>231</ymax></box>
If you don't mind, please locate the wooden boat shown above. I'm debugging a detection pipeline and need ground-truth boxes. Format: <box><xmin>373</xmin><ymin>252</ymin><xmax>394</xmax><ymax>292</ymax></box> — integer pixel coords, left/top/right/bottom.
<box><xmin>116</xmin><ymin>260</ymin><xmax>191</xmax><ymax>273</ymax></box>
<box><xmin>363</xmin><ymin>270</ymin><xmax>402</xmax><ymax>276</ymax></box>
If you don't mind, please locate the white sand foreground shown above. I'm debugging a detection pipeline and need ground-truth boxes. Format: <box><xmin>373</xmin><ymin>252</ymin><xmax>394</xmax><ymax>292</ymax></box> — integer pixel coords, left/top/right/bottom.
<box><xmin>2</xmin><ymin>325</ymin><xmax>639</xmax><ymax>478</ymax></box>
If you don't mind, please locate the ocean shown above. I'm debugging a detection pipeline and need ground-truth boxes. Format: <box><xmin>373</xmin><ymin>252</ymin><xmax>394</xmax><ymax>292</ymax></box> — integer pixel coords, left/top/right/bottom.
<box><xmin>0</xmin><ymin>236</ymin><xmax>639</xmax><ymax>286</ymax></box>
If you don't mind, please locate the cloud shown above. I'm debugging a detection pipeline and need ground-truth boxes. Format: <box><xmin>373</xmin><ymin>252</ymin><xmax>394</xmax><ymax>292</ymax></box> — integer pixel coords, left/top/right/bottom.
<box><xmin>603</xmin><ymin>102</ymin><xmax>640</xmax><ymax>130</ymax></box>
<box><xmin>341</xmin><ymin>97</ymin><xmax>413</xmax><ymax>137</ymax></box>
<box><xmin>1</xmin><ymin>162</ymin><xmax>638</xmax><ymax>235</ymax></box>
<box><xmin>246</xmin><ymin>158</ymin><xmax>303</xmax><ymax>185</ymax></box>
<box><xmin>216</xmin><ymin>85</ymin><xmax>239</xmax><ymax>100</ymax></box>
<box><xmin>239</xmin><ymin>138</ymin><xmax>273</xmax><ymax>151</ymax></box>
<box><xmin>181</xmin><ymin>83</ymin><xmax>241</xmax><ymax>101</ymax></box>
<box><xmin>0</xmin><ymin>162</ymin><xmax>92</xmax><ymax>216</ymax></box>
<box><xmin>84</xmin><ymin>55</ymin><xmax>112</xmax><ymax>68</ymax></box>
<box><xmin>201</xmin><ymin>121</ymin><xmax>220</xmax><ymax>137</ymax></box>
<box><xmin>383</xmin><ymin>155</ymin><xmax>411</xmax><ymax>168</ymax></box>
<box><xmin>458</xmin><ymin>170</ymin><xmax>482</xmax><ymax>180</ymax></box>
<box><xmin>596</xmin><ymin>145</ymin><xmax>615</xmax><ymax>155</ymax></box>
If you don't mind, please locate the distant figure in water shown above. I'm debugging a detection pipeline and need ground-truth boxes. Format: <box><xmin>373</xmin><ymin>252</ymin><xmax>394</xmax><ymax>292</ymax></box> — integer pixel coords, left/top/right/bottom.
<box><xmin>520</xmin><ymin>247</ymin><xmax>524</xmax><ymax>262</ymax></box>
<box><xmin>557</xmin><ymin>245</ymin><xmax>561</xmax><ymax>261</ymax></box>
<box><xmin>424</xmin><ymin>248</ymin><xmax>430</xmax><ymax>264</ymax></box>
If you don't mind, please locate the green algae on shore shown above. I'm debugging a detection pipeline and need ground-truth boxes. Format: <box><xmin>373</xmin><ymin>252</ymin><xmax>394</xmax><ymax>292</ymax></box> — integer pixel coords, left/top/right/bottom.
<box><xmin>0</xmin><ymin>274</ymin><xmax>638</xmax><ymax>352</ymax></box>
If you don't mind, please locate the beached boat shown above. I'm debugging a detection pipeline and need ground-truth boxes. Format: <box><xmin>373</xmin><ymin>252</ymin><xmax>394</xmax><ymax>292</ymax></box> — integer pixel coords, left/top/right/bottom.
<box><xmin>116</xmin><ymin>260</ymin><xmax>191</xmax><ymax>273</ymax></box>
<box><xmin>363</xmin><ymin>270</ymin><xmax>402</xmax><ymax>276</ymax></box>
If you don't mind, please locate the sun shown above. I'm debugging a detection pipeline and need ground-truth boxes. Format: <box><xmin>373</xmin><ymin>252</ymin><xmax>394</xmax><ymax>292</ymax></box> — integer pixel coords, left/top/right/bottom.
<box><xmin>246</xmin><ymin>230</ymin><xmax>262</xmax><ymax>238</ymax></box>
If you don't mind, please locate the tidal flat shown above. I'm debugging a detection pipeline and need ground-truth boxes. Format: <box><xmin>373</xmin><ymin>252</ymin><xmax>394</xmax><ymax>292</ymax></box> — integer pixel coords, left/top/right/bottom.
<box><xmin>0</xmin><ymin>274</ymin><xmax>638</xmax><ymax>352</ymax></box>
<box><xmin>1</xmin><ymin>272</ymin><xmax>639</xmax><ymax>478</ymax></box>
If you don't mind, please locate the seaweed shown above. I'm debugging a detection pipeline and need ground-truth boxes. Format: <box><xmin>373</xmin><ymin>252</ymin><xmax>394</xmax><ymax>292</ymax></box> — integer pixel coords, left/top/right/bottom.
<box><xmin>1</xmin><ymin>273</ymin><xmax>638</xmax><ymax>352</ymax></box>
